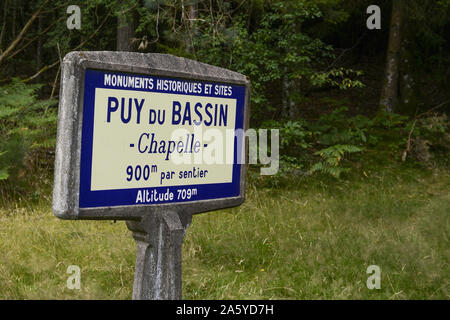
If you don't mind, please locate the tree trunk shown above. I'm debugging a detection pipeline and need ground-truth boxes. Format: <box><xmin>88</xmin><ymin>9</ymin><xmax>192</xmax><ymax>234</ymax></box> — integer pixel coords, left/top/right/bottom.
<box><xmin>282</xmin><ymin>72</ymin><xmax>288</xmax><ymax>116</ymax></box>
<box><xmin>36</xmin><ymin>14</ymin><xmax>42</xmax><ymax>71</ymax></box>
<box><xmin>185</xmin><ymin>3</ymin><xmax>197</xmax><ymax>53</ymax></box>
<box><xmin>380</xmin><ymin>0</ymin><xmax>404</xmax><ymax>112</ymax></box>
<box><xmin>283</xmin><ymin>20</ymin><xmax>299</xmax><ymax>119</ymax></box>
<box><xmin>0</xmin><ymin>0</ymin><xmax>8</xmax><ymax>52</ymax></box>
<box><xmin>117</xmin><ymin>10</ymin><xmax>135</xmax><ymax>52</ymax></box>
<box><xmin>399</xmin><ymin>36</ymin><xmax>415</xmax><ymax>112</ymax></box>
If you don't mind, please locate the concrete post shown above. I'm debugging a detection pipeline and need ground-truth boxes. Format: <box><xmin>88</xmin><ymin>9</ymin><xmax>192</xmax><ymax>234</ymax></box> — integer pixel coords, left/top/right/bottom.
<box><xmin>126</xmin><ymin>211</ymin><xmax>192</xmax><ymax>300</ymax></box>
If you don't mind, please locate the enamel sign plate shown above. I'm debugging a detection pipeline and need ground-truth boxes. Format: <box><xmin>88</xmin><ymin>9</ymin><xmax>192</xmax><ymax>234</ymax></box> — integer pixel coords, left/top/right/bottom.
<box><xmin>80</xmin><ymin>69</ymin><xmax>246</xmax><ymax>208</ymax></box>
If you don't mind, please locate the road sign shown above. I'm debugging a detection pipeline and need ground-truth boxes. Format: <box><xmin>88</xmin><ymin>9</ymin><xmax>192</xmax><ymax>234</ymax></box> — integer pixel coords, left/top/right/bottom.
<box><xmin>53</xmin><ymin>52</ymin><xmax>250</xmax><ymax>220</ymax></box>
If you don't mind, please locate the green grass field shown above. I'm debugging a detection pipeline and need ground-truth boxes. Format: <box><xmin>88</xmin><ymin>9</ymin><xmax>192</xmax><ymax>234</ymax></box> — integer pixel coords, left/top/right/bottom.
<box><xmin>0</xmin><ymin>164</ymin><xmax>448</xmax><ymax>299</ymax></box>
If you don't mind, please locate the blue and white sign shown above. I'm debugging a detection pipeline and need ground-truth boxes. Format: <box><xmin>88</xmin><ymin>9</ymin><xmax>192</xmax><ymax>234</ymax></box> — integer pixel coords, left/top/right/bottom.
<box><xmin>79</xmin><ymin>69</ymin><xmax>247</xmax><ymax>209</ymax></box>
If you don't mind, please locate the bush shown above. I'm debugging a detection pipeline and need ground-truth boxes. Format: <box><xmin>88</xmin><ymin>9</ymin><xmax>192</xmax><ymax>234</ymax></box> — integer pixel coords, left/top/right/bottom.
<box><xmin>407</xmin><ymin>113</ymin><xmax>450</xmax><ymax>163</ymax></box>
<box><xmin>258</xmin><ymin>106</ymin><xmax>450</xmax><ymax>180</ymax></box>
<box><xmin>0</xmin><ymin>79</ymin><xmax>57</xmax><ymax>182</ymax></box>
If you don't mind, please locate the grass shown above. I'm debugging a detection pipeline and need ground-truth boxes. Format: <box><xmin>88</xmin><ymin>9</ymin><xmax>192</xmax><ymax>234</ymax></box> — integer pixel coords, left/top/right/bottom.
<box><xmin>0</xmin><ymin>163</ymin><xmax>448</xmax><ymax>299</ymax></box>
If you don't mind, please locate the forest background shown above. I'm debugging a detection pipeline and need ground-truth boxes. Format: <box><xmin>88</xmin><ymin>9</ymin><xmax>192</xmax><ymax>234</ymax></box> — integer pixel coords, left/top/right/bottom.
<box><xmin>0</xmin><ymin>0</ymin><xmax>448</xmax><ymax>299</ymax></box>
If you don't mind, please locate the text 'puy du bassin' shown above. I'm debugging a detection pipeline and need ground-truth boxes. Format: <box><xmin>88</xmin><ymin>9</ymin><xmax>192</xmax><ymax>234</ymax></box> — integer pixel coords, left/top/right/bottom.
<box><xmin>106</xmin><ymin>97</ymin><xmax>230</xmax><ymax>127</ymax></box>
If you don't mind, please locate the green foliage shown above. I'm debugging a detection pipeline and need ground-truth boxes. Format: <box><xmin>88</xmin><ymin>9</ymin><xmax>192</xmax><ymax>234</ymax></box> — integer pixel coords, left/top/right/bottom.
<box><xmin>414</xmin><ymin>113</ymin><xmax>450</xmax><ymax>143</ymax></box>
<box><xmin>263</xmin><ymin>119</ymin><xmax>311</xmax><ymax>151</ymax></box>
<box><xmin>311</xmin><ymin>107</ymin><xmax>366</xmax><ymax>145</ymax></box>
<box><xmin>0</xmin><ymin>79</ymin><xmax>57</xmax><ymax>181</ymax></box>
<box><xmin>309</xmin><ymin>144</ymin><xmax>362</xmax><ymax>178</ymax></box>
<box><xmin>310</xmin><ymin>68</ymin><xmax>365</xmax><ymax>90</ymax></box>
<box><xmin>44</xmin><ymin>0</ymin><xmax>121</xmax><ymax>53</ymax></box>
<box><xmin>0</xmin><ymin>0</ymin><xmax>448</xmax><ymax>185</ymax></box>
<box><xmin>262</xmin><ymin>119</ymin><xmax>312</xmax><ymax>176</ymax></box>
<box><xmin>408</xmin><ymin>113</ymin><xmax>450</xmax><ymax>163</ymax></box>
<box><xmin>189</xmin><ymin>0</ymin><xmax>363</xmax><ymax>122</ymax></box>
<box><xmin>261</xmin><ymin>105</ymin><xmax>449</xmax><ymax>179</ymax></box>
<box><xmin>260</xmin><ymin>108</ymin><xmax>367</xmax><ymax>178</ymax></box>
<box><xmin>306</xmin><ymin>107</ymin><xmax>367</xmax><ymax>177</ymax></box>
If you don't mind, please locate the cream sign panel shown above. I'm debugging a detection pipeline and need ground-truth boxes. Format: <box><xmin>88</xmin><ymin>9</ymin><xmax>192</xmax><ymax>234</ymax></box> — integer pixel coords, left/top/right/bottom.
<box><xmin>91</xmin><ymin>88</ymin><xmax>237</xmax><ymax>190</ymax></box>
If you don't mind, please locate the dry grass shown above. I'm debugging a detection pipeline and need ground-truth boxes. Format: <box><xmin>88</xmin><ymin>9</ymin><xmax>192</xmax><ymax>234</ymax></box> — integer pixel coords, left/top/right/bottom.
<box><xmin>0</xmin><ymin>165</ymin><xmax>448</xmax><ymax>299</ymax></box>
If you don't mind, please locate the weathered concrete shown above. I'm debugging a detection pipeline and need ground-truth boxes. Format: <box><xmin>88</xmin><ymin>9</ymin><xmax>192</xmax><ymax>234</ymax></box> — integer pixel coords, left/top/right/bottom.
<box><xmin>126</xmin><ymin>211</ymin><xmax>192</xmax><ymax>300</ymax></box>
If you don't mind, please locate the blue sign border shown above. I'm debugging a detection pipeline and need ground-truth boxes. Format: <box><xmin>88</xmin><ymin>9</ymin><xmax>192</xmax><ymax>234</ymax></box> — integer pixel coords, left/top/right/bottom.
<box><xmin>79</xmin><ymin>69</ymin><xmax>246</xmax><ymax>208</ymax></box>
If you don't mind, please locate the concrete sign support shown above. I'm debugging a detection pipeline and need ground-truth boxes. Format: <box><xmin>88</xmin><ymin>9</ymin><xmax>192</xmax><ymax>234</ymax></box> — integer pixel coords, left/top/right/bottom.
<box><xmin>127</xmin><ymin>211</ymin><xmax>192</xmax><ymax>300</ymax></box>
<box><xmin>53</xmin><ymin>52</ymin><xmax>250</xmax><ymax>300</ymax></box>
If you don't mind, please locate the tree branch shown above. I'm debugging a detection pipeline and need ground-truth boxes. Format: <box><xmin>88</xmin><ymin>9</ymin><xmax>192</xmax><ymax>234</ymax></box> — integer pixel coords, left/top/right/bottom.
<box><xmin>0</xmin><ymin>0</ymin><xmax>49</xmax><ymax>65</ymax></box>
<box><xmin>6</xmin><ymin>17</ymin><xmax>62</xmax><ymax>61</ymax></box>
<box><xmin>23</xmin><ymin>12</ymin><xmax>111</xmax><ymax>82</ymax></box>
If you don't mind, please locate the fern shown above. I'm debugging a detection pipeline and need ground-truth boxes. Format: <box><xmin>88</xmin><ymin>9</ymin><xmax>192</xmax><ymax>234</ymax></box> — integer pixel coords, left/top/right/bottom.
<box><xmin>309</xmin><ymin>144</ymin><xmax>363</xmax><ymax>178</ymax></box>
<box><xmin>0</xmin><ymin>79</ymin><xmax>57</xmax><ymax>181</ymax></box>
